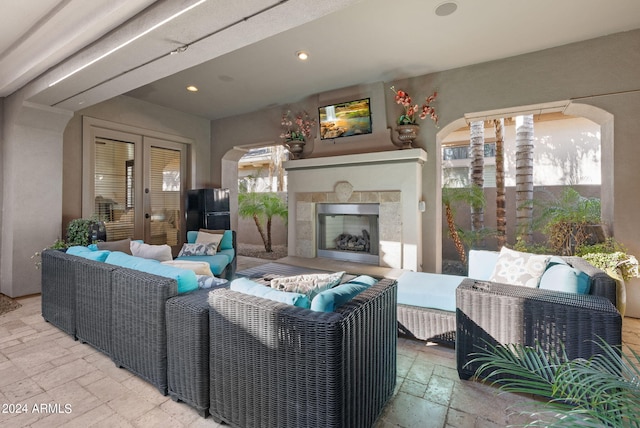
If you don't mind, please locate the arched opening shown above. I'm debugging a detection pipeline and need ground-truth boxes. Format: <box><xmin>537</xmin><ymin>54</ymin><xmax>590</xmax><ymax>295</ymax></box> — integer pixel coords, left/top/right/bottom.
<box><xmin>435</xmin><ymin>101</ymin><xmax>613</xmax><ymax>267</ymax></box>
<box><xmin>221</xmin><ymin>142</ymin><xmax>289</xmax><ymax>257</ymax></box>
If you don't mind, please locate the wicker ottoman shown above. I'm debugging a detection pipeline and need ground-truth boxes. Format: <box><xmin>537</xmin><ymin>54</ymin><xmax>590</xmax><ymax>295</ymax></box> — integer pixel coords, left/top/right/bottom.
<box><xmin>166</xmin><ymin>288</ymin><xmax>221</xmax><ymax>417</ymax></box>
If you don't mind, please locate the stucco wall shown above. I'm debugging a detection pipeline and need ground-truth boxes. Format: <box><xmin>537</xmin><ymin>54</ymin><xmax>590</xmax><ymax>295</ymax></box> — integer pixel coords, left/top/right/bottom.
<box><xmin>211</xmin><ymin>29</ymin><xmax>640</xmax><ymax>281</ymax></box>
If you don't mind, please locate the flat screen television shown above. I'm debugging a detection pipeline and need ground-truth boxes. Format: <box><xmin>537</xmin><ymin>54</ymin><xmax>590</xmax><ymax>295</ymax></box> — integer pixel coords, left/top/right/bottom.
<box><xmin>318</xmin><ymin>98</ymin><xmax>372</xmax><ymax>140</ymax></box>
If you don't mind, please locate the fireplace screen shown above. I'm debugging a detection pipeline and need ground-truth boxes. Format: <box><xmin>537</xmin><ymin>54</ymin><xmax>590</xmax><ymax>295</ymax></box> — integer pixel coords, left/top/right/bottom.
<box><xmin>317</xmin><ymin>203</ymin><xmax>379</xmax><ymax>264</ymax></box>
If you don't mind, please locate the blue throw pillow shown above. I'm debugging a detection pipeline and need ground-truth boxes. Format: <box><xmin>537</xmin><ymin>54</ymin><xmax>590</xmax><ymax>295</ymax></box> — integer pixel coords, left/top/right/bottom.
<box><xmin>230</xmin><ymin>277</ymin><xmax>310</xmax><ymax>308</ymax></box>
<box><xmin>310</xmin><ymin>279</ymin><xmax>375</xmax><ymax>313</ymax></box>
<box><xmin>67</xmin><ymin>246</ymin><xmax>110</xmax><ymax>262</ymax></box>
<box><xmin>539</xmin><ymin>264</ymin><xmax>591</xmax><ymax>294</ymax></box>
<box><xmin>105</xmin><ymin>251</ymin><xmax>198</xmax><ymax>294</ymax></box>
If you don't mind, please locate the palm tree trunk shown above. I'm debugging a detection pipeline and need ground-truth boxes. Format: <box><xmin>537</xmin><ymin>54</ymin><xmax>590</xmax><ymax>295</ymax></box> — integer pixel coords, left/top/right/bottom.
<box><xmin>265</xmin><ymin>216</ymin><xmax>273</xmax><ymax>252</ymax></box>
<box><xmin>494</xmin><ymin>118</ymin><xmax>507</xmax><ymax>248</ymax></box>
<box><xmin>252</xmin><ymin>214</ymin><xmax>269</xmax><ymax>251</ymax></box>
<box><xmin>469</xmin><ymin>121</ymin><xmax>485</xmax><ymax>232</ymax></box>
<box><xmin>445</xmin><ymin>202</ymin><xmax>467</xmax><ymax>265</ymax></box>
<box><xmin>516</xmin><ymin>115</ymin><xmax>534</xmax><ymax>243</ymax></box>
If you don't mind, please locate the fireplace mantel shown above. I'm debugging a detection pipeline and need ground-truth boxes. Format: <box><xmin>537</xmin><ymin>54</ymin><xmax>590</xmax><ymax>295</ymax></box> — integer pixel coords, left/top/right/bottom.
<box><xmin>285</xmin><ymin>148</ymin><xmax>427</xmax><ymax>271</ymax></box>
<box><xmin>284</xmin><ymin>148</ymin><xmax>427</xmax><ymax>171</ymax></box>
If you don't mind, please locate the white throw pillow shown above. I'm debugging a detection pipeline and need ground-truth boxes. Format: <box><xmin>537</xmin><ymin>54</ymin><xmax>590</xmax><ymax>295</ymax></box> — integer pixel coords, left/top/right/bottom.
<box><xmin>161</xmin><ymin>260</ymin><xmax>213</xmax><ymax>276</ymax></box>
<box><xmin>130</xmin><ymin>241</ymin><xmax>173</xmax><ymax>262</ymax></box>
<box><xmin>270</xmin><ymin>271</ymin><xmax>345</xmax><ymax>299</ymax></box>
<box><xmin>488</xmin><ymin>247</ymin><xmax>550</xmax><ymax>288</ymax></box>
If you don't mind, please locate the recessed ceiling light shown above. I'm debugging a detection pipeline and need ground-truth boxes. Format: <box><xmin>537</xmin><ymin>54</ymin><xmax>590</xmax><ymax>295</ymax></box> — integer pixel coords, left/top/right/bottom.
<box><xmin>296</xmin><ymin>51</ymin><xmax>309</xmax><ymax>61</ymax></box>
<box><xmin>186</xmin><ymin>85</ymin><xmax>198</xmax><ymax>92</ymax></box>
<box><xmin>435</xmin><ymin>1</ymin><xmax>458</xmax><ymax>17</ymax></box>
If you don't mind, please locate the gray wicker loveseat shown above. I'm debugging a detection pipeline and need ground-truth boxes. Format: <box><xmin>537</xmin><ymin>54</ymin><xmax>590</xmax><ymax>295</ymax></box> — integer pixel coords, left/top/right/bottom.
<box><xmin>394</xmin><ymin>249</ymin><xmax>622</xmax><ymax>380</ymax></box>
<box><xmin>41</xmin><ymin>248</ymin><xmax>204</xmax><ymax>394</ymax></box>
<box><xmin>40</xmin><ymin>231</ymin><xmax>236</xmax><ymax>394</ymax></box>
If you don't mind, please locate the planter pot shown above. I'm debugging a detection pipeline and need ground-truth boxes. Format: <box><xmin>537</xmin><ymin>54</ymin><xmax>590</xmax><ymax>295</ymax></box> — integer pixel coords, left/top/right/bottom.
<box><xmin>391</xmin><ymin>124</ymin><xmax>420</xmax><ymax>149</ymax></box>
<box><xmin>285</xmin><ymin>140</ymin><xmax>305</xmax><ymax>159</ymax></box>
<box><xmin>625</xmin><ymin>277</ymin><xmax>640</xmax><ymax>318</ymax></box>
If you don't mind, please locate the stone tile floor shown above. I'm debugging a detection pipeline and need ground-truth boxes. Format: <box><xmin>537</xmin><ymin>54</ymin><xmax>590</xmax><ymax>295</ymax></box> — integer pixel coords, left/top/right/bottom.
<box><xmin>0</xmin><ymin>256</ymin><xmax>638</xmax><ymax>427</ymax></box>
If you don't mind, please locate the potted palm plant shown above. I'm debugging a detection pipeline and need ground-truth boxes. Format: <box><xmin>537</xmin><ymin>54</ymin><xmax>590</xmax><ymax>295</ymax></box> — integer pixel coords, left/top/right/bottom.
<box><xmin>532</xmin><ymin>187</ymin><xmax>603</xmax><ymax>256</ymax></box>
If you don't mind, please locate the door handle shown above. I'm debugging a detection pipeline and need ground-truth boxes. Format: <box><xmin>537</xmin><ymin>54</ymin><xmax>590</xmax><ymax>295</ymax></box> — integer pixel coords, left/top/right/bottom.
<box><xmin>145</xmin><ymin>213</ymin><xmax>150</xmax><ymax>219</ymax></box>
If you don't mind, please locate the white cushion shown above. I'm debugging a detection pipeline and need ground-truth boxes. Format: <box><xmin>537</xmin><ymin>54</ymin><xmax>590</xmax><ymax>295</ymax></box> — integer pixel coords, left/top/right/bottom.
<box><xmin>468</xmin><ymin>250</ymin><xmax>500</xmax><ymax>280</ymax></box>
<box><xmin>162</xmin><ymin>260</ymin><xmax>213</xmax><ymax>276</ymax></box>
<box><xmin>488</xmin><ymin>247</ymin><xmax>550</xmax><ymax>288</ymax></box>
<box><xmin>130</xmin><ymin>241</ymin><xmax>173</xmax><ymax>262</ymax></box>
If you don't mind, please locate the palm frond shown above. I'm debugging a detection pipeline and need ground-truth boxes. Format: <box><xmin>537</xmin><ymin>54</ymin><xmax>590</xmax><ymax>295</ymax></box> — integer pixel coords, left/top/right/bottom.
<box><xmin>468</xmin><ymin>339</ymin><xmax>640</xmax><ymax>427</ymax></box>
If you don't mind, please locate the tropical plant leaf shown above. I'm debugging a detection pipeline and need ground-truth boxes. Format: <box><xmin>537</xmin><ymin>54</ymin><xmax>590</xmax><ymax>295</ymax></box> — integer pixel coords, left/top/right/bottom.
<box><xmin>468</xmin><ymin>338</ymin><xmax>640</xmax><ymax>427</ymax></box>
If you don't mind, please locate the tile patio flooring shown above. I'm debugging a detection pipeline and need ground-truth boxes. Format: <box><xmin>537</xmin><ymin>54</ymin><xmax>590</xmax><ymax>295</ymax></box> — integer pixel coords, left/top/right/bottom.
<box><xmin>0</xmin><ymin>255</ymin><xmax>638</xmax><ymax>427</ymax></box>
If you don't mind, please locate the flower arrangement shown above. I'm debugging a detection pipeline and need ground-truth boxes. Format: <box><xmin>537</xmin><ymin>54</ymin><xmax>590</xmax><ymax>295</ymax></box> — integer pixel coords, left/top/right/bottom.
<box><xmin>280</xmin><ymin>110</ymin><xmax>316</xmax><ymax>142</ymax></box>
<box><xmin>390</xmin><ymin>86</ymin><xmax>438</xmax><ymax>126</ymax></box>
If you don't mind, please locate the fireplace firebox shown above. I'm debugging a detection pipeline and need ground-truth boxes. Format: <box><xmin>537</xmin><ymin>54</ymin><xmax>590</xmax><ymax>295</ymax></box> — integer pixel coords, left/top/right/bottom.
<box><xmin>316</xmin><ymin>203</ymin><xmax>379</xmax><ymax>264</ymax></box>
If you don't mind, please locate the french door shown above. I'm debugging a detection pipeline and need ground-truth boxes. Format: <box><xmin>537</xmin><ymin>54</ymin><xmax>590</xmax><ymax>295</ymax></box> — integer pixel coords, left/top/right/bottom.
<box><xmin>83</xmin><ymin>118</ymin><xmax>188</xmax><ymax>252</ymax></box>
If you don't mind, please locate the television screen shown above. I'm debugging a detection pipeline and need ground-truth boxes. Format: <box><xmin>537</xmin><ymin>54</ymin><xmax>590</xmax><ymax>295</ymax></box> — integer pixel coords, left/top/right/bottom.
<box><xmin>319</xmin><ymin>98</ymin><xmax>372</xmax><ymax>140</ymax></box>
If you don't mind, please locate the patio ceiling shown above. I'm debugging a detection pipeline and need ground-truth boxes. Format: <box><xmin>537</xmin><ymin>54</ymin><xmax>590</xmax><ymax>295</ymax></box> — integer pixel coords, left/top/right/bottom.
<box><xmin>2</xmin><ymin>0</ymin><xmax>640</xmax><ymax>120</ymax></box>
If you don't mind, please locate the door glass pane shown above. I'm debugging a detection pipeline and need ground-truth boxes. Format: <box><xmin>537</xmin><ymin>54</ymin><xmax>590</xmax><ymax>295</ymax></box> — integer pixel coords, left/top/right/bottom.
<box><xmin>149</xmin><ymin>146</ymin><xmax>181</xmax><ymax>247</ymax></box>
<box><xmin>95</xmin><ymin>138</ymin><xmax>135</xmax><ymax>241</ymax></box>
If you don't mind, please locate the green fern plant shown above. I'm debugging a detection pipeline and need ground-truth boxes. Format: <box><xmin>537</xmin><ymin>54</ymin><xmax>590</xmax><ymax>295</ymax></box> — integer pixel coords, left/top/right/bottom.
<box><xmin>470</xmin><ymin>339</ymin><xmax>640</xmax><ymax>427</ymax></box>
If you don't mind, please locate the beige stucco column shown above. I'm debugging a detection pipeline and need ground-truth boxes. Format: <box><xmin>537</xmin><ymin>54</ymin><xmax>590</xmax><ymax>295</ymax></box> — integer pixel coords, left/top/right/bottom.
<box><xmin>1</xmin><ymin>97</ymin><xmax>72</xmax><ymax>297</ymax></box>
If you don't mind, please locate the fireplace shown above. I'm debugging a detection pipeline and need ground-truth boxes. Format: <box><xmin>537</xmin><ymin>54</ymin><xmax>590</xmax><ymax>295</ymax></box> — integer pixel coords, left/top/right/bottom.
<box><xmin>316</xmin><ymin>203</ymin><xmax>379</xmax><ymax>264</ymax></box>
<box><xmin>285</xmin><ymin>149</ymin><xmax>426</xmax><ymax>271</ymax></box>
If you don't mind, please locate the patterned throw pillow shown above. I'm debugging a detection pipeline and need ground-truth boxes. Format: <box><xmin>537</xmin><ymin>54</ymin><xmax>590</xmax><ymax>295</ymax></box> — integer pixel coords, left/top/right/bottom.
<box><xmin>178</xmin><ymin>242</ymin><xmax>217</xmax><ymax>257</ymax></box>
<box><xmin>196</xmin><ymin>275</ymin><xmax>228</xmax><ymax>289</ymax></box>
<box><xmin>489</xmin><ymin>247</ymin><xmax>550</xmax><ymax>288</ymax></box>
<box><xmin>270</xmin><ymin>271</ymin><xmax>345</xmax><ymax>299</ymax></box>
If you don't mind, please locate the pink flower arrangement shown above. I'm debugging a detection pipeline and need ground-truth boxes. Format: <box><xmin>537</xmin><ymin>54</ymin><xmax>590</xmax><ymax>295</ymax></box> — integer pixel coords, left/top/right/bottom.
<box><xmin>280</xmin><ymin>110</ymin><xmax>316</xmax><ymax>142</ymax></box>
<box><xmin>390</xmin><ymin>86</ymin><xmax>439</xmax><ymax>126</ymax></box>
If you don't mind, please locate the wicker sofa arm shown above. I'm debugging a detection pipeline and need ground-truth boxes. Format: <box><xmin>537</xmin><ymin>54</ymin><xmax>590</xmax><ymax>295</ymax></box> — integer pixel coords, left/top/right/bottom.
<box><xmin>456</xmin><ymin>278</ymin><xmax>622</xmax><ymax>380</ymax></box>
<box><xmin>207</xmin><ymin>278</ymin><xmax>397</xmax><ymax>428</ymax></box>
<box><xmin>564</xmin><ymin>256</ymin><xmax>617</xmax><ymax>306</ymax></box>
<box><xmin>41</xmin><ymin>249</ymin><xmax>78</xmax><ymax>336</ymax></box>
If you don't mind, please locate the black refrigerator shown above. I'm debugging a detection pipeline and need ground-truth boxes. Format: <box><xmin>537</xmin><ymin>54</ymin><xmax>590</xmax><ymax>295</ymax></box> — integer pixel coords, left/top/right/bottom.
<box><xmin>185</xmin><ymin>188</ymin><xmax>231</xmax><ymax>232</ymax></box>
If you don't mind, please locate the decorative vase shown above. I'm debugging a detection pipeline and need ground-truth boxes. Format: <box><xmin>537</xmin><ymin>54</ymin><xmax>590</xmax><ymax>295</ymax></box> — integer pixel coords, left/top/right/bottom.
<box><xmin>391</xmin><ymin>124</ymin><xmax>420</xmax><ymax>149</ymax></box>
<box><xmin>285</xmin><ymin>139</ymin><xmax>306</xmax><ymax>159</ymax></box>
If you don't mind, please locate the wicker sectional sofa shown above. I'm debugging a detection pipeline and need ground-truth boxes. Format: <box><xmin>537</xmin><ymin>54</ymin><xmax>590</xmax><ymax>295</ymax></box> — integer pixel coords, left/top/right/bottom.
<box><xmin>41</xmin><ymin>249</ymin><xmax>397</xmax><ymax>427</ymax></box>
<box><xmin>395</xmin><ymin>250</ymin><xmax>622</xmax><ymax>380</ymax></box>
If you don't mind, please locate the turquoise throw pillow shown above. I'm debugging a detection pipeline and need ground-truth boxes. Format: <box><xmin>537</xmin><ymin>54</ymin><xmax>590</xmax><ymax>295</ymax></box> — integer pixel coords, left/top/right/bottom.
<box><xmin>546</xmin><ymin>256</ymin><xmax>569</xmax><ymax>268</ymax></box>
<box><xmin>67</xmin><ymin>246</ymin><xmax>92</xmax><ymax>256</ymax></box>
<box><xmin>347</xmin><ymin>275</ymin><xmax>378</xmax><ymax>287</ymax></box>
<box><xmin>67</xmin><ymin>246</ymin><xmax>110</xmax><ymax>262</ymax></box>
<box><xmin>310</xmin><ymin>279</ymin><xmax>374</xmax><ymax>313</ymax></box>
<box><xmin>539</xmin><ymin>264</ymin><xmax>591</xmax><ymax>294</ymax></box>
<box><xmin>105</xmin><ymin>251</ymin><xmax>197</xmax><ymax>294</ymax></box>
<box><xmin>230</xmin><ymin>277</ymin><xmax>310</xmax><ymax>308</ymax></box>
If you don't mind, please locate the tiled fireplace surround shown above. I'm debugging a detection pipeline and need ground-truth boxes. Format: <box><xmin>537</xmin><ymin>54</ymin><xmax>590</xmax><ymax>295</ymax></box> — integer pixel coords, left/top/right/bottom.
<box><xmin>285</xmin><ymin>149</ymin><xmax>427</xmax><ymax>271</ymax></box>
